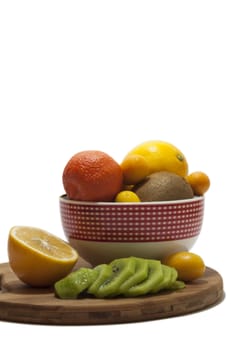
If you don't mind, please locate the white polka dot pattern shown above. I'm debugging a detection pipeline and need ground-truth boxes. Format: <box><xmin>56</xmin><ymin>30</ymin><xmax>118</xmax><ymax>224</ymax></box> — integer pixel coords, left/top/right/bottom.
<box><xmin>60</xmin><ymin>197</ymin><xmax>204</xmax><ymax>242</ymax></box>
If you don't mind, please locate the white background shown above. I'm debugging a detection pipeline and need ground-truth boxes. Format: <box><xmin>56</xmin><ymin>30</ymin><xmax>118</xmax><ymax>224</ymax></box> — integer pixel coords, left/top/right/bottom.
<box><xmin>0</xmin><ymin>0</ymin><xmax>232</xmax><ymax>348</ymax></box>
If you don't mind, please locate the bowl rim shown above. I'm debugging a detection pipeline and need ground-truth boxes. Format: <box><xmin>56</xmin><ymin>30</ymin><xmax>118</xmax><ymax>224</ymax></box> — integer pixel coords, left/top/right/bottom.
<box><xmin>59</xmin><ymin>194</ymin><xmax>204</xmax><ymax>206</ymax></box>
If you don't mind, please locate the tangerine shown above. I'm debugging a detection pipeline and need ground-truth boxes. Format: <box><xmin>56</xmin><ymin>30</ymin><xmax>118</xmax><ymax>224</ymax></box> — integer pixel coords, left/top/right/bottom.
<box><xmin>186</xmin><ymin>171</ymin><xmax>210</xmax><ymax>196</ymax></box>
<box><xmin>62</xmin><ymin>150</ymin><xmax>123</xmax><ymax>201</ymax></box>
<box><xmin>162</xmin><ymin>251</ymin><xmax>206</xmax><ymax>282</ymax></box>
<box><xmin>120</xmin><ymin>154</ymin><xmax>150</xmax><ymax>185</ymax></box>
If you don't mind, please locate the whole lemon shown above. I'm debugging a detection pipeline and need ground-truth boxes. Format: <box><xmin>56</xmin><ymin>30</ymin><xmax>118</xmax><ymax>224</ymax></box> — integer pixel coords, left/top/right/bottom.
<box><xmin>121</xmin><ymin>140</ymin><xmax>188</xmax><ymax>185</ymax></box>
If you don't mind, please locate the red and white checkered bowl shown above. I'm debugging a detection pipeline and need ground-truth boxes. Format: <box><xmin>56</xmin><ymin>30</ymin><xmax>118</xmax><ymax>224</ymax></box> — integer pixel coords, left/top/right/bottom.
<box><xmin>60</xmin><ymin>195</ymin><xmax>204</xmax><ymax>265</ymax></box>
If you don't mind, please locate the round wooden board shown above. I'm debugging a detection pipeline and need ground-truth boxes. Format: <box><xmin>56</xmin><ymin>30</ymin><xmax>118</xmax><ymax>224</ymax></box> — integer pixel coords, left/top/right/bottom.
<box><xmin>0</xmin><ymin>261</ymin><xmax>224</xmax><ymax>325</ymax></box>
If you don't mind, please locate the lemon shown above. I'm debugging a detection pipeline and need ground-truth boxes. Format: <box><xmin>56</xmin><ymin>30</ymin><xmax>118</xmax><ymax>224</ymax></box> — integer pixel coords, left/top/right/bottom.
<box><xmin>115</xmin><ymin>190</ymin><xmax>141</xmax><ymax>202</ymax></box>
<box><xmin>121</xmin><ymin>140</ymin><xmax>188</xmax><ymax>185</ymax></box>
<box><xmin>8</xmin><ymin>226</ymin><xmax>78</xmax><ymax>287</ymax></box>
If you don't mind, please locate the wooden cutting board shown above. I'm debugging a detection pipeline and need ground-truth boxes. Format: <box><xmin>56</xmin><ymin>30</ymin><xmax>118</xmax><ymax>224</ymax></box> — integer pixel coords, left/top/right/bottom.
<box><xmin>0</xmin><ymin>260</ymin><xmax>224</xmax><ymax>325</ymax></box>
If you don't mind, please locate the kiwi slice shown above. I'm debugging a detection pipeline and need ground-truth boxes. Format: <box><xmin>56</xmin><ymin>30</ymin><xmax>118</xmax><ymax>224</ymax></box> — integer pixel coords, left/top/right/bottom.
<box><xmin>170</xmin><ymin>280</ymin><xmax>186</xmax><ymax>290</ymax></box>
<box><xmin>54</xmin><ymin>267</ymin><xmax>98</xmax><ymax>299</ymax></box>
<box><xmin>87</xmin><ymin>264</ymin><xmax>113</xmax><ymax>295</ymax></box>
<box><xmin>124</xmin><ymin>259</ymin><xmax>163</xmax><ymax>297</ymax></box>
<box><xmin>118</xmin><ymin>257</ymin><xmax>149</xmax><ymax>295</ymax></box>
<box><xmin>94</xmin><ymin>257</ymin><xmax>136</xmax><ymax>298</ymax></box>
<box><xmin>164</xmin><ymin>266</ymin><xmax>185</xmax><ymax>290</ymax></box>
<box><xmin>150</xmin><ymin>264</ymin><xmax>172</xmax><ymax>293</ymax></box>
<box><xmin>166</xmin><ymin>266</ymin><xmax>178</xmax><ymax>289</ymax></box>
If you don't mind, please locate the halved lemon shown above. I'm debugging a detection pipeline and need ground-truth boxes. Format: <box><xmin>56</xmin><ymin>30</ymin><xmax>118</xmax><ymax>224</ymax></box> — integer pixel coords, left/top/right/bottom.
<box><xmin>8</xmin><ymin>226</ymin><xmax>78</xmax><ymax>287</ymax></box>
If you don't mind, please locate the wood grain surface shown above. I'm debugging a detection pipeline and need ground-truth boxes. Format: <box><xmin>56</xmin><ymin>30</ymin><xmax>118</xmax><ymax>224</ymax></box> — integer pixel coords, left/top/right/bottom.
<box><xmin>0</xmin><ymin>260</ymin><xmax>224</xmax><ymax>325</ymax></box>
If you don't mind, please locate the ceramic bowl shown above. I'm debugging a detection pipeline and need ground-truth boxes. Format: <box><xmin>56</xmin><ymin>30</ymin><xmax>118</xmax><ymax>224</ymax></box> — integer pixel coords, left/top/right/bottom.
<box><xmin>59</xmin><ymin>195</ymin><xmax>204</xmax><ymax>266</ymax></box>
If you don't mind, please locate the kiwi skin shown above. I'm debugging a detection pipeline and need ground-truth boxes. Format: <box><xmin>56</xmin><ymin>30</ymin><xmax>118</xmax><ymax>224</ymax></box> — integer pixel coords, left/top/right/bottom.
<box><xmin>133</xmin><ymin>171</ymin><xmax>194</xmax><ymax>202</ymax></box>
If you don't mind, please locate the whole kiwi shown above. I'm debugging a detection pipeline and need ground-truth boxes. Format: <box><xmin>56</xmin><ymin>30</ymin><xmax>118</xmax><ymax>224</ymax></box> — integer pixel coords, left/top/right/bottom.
<box><xmin>133</xmin><ymin>171</ymin><xmax>194</xmax><ymax>202</ymax></box>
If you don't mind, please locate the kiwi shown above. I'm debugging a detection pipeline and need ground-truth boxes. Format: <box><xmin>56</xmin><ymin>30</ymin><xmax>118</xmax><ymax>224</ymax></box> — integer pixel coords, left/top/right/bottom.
<box><xmin>54</xmin><ymin>267</ymin><xmax>98</xmax><ymax>299</ymax></box>
<box><xmin>55</xmin><ymin>257</ymin><xmax>185</xmax><ymax>299</ymax></box>
<box><xmin>166</xmin><ymin>266</ymin><xmax>187</xmax><ymax>290</ymax></box>
<box><xmin>87</xmin><ymin>264</ymin><xmax>113</xmax><ymax>295</ymax></box>
<box><xmin>150</xmin><ymin>264</ymin><xmax>173</xmax><ymax>293</ymax></box>
<box><xmin>167</xmin><ymin>266</ymin><xmax>178</xmax><ymax>288</ymax></box>
<box><xmin>93</xmin><ymin>257</ymin><xmax>136</xmax><ymax>298</ymax></box>
<box><xmin>118</xmin><ymin>257</ymin><xmax>149</xmax><ymax>294</ymax></box>
<box><xmin>124</xmin><ymin>260</ymin><xmax>163</xmax><ymax>297</ymax></box>
<box><xmin>169</xmin><ymin>280</ymin><xmax>186</xmax><ymax>290</ymax></box>
<box><xmin>161</xmin><ymin>265</ymin><xmax>185</xmax><ymax>290</ymax></box>
<box><xmin>133</xmin><ymin>171</ymin><xmax>194</xmax><ymax>202</ymax></box>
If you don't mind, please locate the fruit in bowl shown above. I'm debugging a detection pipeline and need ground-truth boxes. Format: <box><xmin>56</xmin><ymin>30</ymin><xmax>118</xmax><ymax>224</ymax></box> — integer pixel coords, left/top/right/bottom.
<box><xmin>62</xmin><ymin>150</ymin><xmax>123</xmax><ymax>202</ymax></box>
<box><xmin>59</xmin><ymin>195</ymin><xmax>204</xmax><ymax>265</ymax></box>
<box><xmin>60</xmin><ymin>141</ymin><xmax>209</xmax><ymax>265</ymax></box>
<box><xmin>120</xmin><ymin>140</ymin><xmax>189</xmax><ymax>185</ymax></box>
<box><xmin>133</xmin><ymin>171</ymin><xmax>194</xmax><ymax>202</ymax></box>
